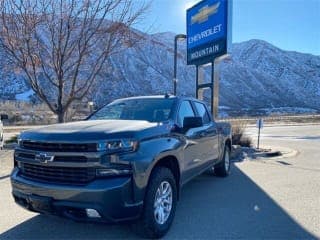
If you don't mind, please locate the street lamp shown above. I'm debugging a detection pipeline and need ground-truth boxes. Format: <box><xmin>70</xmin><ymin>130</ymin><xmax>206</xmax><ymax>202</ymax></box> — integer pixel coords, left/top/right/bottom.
<box><xmin>173</xmin><ymin>34</ymin><xmax>186</xmax><ymax>96</ymax></box>
<box><xmin>88</xmin><ymin>101</ymin><xmax>94</xmax><ymax>113</ymax></box>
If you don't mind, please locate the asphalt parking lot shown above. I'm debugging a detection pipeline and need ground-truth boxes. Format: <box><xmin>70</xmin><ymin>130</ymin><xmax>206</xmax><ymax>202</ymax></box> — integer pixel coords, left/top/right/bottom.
<box><xmin>0</xmin><ymin>124</ymin><xmax>319</xmax><ymax>239</ymax></box>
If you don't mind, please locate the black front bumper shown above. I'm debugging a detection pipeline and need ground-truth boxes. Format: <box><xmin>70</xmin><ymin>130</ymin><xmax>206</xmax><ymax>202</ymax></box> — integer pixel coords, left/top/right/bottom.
<box><xmin>11</xmin><ymin>168</ymin><xmax>143</xmax><ymax>223</ymax></box>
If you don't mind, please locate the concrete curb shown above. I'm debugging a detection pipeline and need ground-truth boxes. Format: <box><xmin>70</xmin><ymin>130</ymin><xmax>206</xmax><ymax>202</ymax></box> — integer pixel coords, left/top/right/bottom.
<box><xmin>231</xmin><ymin>145</ymin><xmax>243</xmax><ymax>159</ymax></box>
<box><xmin>231</xmin><ymin>145</ymin><xmax>298</xmax><ymax>161</ymax></box>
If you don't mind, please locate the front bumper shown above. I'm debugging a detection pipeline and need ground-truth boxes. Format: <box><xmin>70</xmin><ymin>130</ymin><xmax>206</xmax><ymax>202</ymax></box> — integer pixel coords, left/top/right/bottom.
<box><xmin>11</xmin><ymin>168</ymin><xmax>143</xmax><ymax>223</ymax></box>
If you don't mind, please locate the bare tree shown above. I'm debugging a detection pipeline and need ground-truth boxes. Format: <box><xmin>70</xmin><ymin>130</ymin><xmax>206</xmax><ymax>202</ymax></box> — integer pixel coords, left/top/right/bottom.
<box><xmin>0</xmin><ymin>0</ymin><xmax>148</xmax><ymax>122</ymax></box>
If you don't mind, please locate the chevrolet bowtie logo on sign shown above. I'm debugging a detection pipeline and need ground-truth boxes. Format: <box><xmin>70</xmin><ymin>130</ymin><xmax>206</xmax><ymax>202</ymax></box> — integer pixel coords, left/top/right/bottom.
<box><xmin>191</xmin><ymin>2</ymin><xmax>220</xmax><ymax>25</ymax></box>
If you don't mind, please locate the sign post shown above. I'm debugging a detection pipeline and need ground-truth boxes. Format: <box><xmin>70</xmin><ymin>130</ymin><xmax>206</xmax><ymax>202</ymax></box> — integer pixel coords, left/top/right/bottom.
<box><xmin>256</xmin><ymin>118</ymin><xmax>264</xmax><ymax>149</ymax></box>
<box><xmin>186</xmin><ymin>0</ymin><xmax>232</xmax><ymax>118</ymax></box>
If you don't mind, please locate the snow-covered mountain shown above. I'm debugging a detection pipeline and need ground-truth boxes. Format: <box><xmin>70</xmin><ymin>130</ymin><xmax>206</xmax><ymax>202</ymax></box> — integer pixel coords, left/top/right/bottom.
<box><xmin>1</xmin><ymin>31</ymin><xmax>319</xmax><ymax>117</ymax></box>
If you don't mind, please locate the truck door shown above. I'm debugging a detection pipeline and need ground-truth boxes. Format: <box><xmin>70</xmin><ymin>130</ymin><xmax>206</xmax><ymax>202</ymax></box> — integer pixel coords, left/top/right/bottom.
<box><xmin>176</xmin><ymin>100</ymin><xmax>206</xmax><ymax>183</ymax></box>
<box><xmin>192</xmin><ymin>101</ymin><xmax>220</xmax><ymax>166</ymax></box>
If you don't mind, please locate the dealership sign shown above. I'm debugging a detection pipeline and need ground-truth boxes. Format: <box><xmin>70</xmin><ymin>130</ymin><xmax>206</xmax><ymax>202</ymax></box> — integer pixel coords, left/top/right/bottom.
<box><xmin>187</xmin><ymin>0</ymin><xmax>231</xmax><ymax>65</ymax></box>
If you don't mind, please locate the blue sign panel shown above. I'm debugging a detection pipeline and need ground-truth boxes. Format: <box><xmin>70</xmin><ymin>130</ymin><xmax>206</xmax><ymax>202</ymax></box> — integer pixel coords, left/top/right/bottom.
<box><xmin>187</xmin><ymin>0</ymin><xmax>229</xmax><ymax>65</ymax></box>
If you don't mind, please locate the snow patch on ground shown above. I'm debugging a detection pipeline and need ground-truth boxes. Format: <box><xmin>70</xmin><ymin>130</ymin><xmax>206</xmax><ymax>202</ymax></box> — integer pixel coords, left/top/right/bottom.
<box><xmin>15</xmin><ymin>89</ymin><xmax>34</xmax><ymax>101</ymax></box>
<box><xmin>262</xmin><ymin>107</ymin><xmax>318</xmax><ymax>115</ymax></box>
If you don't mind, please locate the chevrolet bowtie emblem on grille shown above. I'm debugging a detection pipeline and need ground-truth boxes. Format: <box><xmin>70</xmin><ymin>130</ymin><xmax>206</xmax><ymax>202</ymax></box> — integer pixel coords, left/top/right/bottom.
<box><xmin>35</xmin><ymin>153</ymin><xmax>54</xmax><ymax>163</ymax></box>
<box><xmin>191</xmin><ymin>2</ymin><xmax>220</xmax><ymax>25</ymax></box>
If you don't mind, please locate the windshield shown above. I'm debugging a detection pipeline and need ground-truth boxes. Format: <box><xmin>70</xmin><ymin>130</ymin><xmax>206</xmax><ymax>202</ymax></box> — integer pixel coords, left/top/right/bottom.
<box><xmin>89</xmin><ymin>98</ymin><xmax>175</xmax><ymax>122</ymax></box>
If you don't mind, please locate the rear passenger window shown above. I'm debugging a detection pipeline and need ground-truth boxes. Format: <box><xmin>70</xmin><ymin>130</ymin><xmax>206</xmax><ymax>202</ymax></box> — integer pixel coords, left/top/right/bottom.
<box><xmin>177</xmin><ymin>101</ymin><xmax>195</xmax><ymax>127</ymax></box>
<box><xmin>194</xmin><ymin>102</ymin><xmax>210</xmax><ymax>124</ymax></box>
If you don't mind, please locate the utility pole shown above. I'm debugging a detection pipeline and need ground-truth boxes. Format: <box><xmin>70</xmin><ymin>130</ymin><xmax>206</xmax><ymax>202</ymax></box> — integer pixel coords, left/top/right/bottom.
<box><xmin>173</xmin><ymin>34</ymin><xmax>186</xmax><ymax>95</ymax></box>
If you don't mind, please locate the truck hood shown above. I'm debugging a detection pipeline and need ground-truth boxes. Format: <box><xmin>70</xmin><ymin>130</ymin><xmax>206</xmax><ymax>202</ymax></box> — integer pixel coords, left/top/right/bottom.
<box><xmin>20</xmin><ymin>120</ymin><xmax>171</xmax><ymax>142</ymax></box>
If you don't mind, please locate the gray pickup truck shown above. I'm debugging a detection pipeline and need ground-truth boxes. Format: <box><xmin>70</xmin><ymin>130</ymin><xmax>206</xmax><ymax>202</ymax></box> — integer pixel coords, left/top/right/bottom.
<box><xmin>11</xmin><ymin>95</ymin><xmax>232</xmax><ymax>238</ymax></box>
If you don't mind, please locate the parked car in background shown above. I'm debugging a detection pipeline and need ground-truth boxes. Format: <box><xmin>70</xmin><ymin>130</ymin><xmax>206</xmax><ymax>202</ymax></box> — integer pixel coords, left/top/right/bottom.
<box><xmin>11</xmin><ymin>95</ymin><xmax>232</xmax><ymax>238</ymax></box>
<box><xmin>0</xmin><ymin>114</ymin><xmax>8</xmax><ymax>149</ymax></box>
<box><xmin>0</xmin><ymin>119</ymin><xmax>3</xmax><ymax>150</ymax></box>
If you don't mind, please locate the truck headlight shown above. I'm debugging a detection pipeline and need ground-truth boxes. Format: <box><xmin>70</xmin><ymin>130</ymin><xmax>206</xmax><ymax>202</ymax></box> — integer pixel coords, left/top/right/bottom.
<box><xmin>97</xmin><ymin>139</ymin><xmax>139</xmax><ymax>153</ymax></box>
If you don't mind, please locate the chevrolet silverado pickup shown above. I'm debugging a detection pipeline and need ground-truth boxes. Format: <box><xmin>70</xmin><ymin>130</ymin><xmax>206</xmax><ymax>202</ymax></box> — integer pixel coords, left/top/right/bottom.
<box><xmin>11</xmin><ymin>95</ymin><xmax>232</xmax><ymax>238</ymax></box>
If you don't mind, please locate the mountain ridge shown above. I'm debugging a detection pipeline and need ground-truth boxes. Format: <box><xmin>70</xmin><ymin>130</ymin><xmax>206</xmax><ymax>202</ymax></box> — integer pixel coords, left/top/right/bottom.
<box><xmin>0</xmin><ymin>31</ymin><xmax>319</xmax><ymax>117</ymax></box>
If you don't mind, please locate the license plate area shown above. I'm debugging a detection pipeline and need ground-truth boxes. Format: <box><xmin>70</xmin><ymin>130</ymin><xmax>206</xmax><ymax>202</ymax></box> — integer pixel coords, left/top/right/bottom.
<box><xmin>28</xmin><ymin>195</ymin><xmax>53</xmax><ymax>213</ymax></box>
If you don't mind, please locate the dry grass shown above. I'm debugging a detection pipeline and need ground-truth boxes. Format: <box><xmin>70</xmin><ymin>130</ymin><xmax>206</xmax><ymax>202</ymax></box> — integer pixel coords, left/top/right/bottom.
<box><xmin>231</xmin><ymin>120</ymin><xmax>253</xmax><ymax>147</ymax></box>
<box><xmin>221</xmin><ymin>114</ymin><xmax>320</xmax><ymax>124</ymax></box>
<box><xmin>0</xmin><ymin>100</ymin><xmax>55</xmax><ymax>125</ymax></box>
<box><xmin>5</xmin><ymin>134</ymin><xmax>18</xmax><ymax>144</ymax></box>
<box><xmin>0</xmin><ymin>100</ymin><xmax>91</xmax><ymax>125</ymax></box>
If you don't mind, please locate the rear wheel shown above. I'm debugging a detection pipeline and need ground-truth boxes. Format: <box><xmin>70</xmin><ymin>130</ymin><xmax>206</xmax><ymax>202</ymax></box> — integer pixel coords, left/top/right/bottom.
<box><xmin>0</xmin><ymin>132</ymin><xmax>3</xmax><ymax>150</ymax></box>
<box><xmin>133</xmin><ymin>167</ymin><xmax>177</xmax><ymax>238</ymax></box>
<box><xmin>214</xmin><ymin>145</ymin><xmax>231</xmax><ymax>177</ymax></box>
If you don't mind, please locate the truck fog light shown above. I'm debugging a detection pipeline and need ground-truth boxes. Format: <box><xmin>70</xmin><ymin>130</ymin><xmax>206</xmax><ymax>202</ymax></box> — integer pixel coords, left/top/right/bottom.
<box><xmin>85</xmin><ymin>209</ymin><xmax>101</xmax><ymax>218</ymax></box>
<box><xmin>96</xmin><ymin>168</ymin><xmax>132</xmax><ymax>177</ymax></box>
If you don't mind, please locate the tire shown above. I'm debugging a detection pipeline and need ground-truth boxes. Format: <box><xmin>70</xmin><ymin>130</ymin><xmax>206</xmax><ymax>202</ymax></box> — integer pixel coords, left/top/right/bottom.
<box><xmin>214</xmin><ymin>145</ymin><xmax>231</xmax><ymax>177</ymax></box>
<box><xmin>133</xmin><ymin>167</ymin><xmax>177</xmax><ymax>239</ymax></box>
<box><xmin>0</xmin><ymin>133</ymin><xmax>3</xmax><ymax>150</ymax></box>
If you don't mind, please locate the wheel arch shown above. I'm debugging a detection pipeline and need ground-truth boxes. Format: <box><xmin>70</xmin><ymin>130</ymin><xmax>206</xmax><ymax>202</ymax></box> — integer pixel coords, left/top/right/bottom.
<box><xmin>149</xmin><ymin>155</ymin><xmax>181</xmax><ymax>200</ymax></box>
<box><xmin>225</xmin><ymin>138</ymin><xmax>232</xmax><ymax>150</ymax></box>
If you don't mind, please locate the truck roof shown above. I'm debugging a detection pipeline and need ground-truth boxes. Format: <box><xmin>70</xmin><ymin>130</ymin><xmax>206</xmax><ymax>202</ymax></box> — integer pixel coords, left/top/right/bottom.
<box><xmin>115</xmin><ymin>95</ymin><xmax>201</xmax><ymax>102</ymax></box>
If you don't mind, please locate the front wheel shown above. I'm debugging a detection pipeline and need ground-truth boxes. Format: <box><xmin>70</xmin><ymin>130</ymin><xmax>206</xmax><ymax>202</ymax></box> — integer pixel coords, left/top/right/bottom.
<box><xmin>133</xmin><ymin>167</ymin><xmax>177</xmax><ymax>238</ymax></box>
<box><xmin>214</xmin><ymin>145</ymin><xmax>231</xmax><ymax>177</ymax></box>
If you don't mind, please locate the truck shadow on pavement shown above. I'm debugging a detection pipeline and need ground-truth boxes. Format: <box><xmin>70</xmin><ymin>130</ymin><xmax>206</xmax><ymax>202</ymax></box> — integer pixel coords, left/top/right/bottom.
<box><xmin>0</xmin><ymin>165</ymin><xmax>316</xmax><ymax>240</ymax></box>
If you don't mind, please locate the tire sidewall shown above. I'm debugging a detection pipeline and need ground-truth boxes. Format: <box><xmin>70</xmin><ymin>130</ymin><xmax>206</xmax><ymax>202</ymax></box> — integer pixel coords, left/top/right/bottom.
<box><xmin>141</xmin><ymin>168</ymin><xmax>177</xmax><ymax>238</ymax></box>
<box><xmin>224</xmin><ymin>146</ymin><xmax>231</xmax><ymax>174</ymax></box>
<box><xmin>214</xmin><ymin>145</ymin><xmax>231</xmax><ymax>177</ymax></box>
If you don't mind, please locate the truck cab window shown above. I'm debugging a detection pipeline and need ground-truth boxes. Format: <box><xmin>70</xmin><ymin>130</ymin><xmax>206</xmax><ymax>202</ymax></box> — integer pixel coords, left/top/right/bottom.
<box><xmin>194</xmin><ymin>102</ymin><xmax>210</xmax><ymax>124</ymax></box>
<box><xmin>177</xmin><ymin>101</ymin><xmax>195</xmax><ymax>127</ymax></box>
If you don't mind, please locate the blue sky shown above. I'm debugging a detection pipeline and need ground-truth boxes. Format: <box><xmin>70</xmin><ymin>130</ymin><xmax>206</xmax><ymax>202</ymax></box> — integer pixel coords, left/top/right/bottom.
<box><xmin>136</xmin><ymin>0</ymin><xmax>320</xmax><ymax>55</ymax></box>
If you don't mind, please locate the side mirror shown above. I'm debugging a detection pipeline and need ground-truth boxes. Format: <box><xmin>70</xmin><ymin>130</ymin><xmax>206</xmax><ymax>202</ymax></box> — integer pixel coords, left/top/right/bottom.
<box><xmin>183</xmin><ymin>116</ymin><xmax>203</xmax><ymax>129</ymax></box>
<box><xmin>1</xmin><ymin>114</ymin><xmax>8</xmax><ymax>121</ymax></box>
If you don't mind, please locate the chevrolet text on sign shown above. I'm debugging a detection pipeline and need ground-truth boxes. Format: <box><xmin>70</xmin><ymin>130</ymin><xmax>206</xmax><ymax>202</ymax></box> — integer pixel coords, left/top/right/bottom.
<box><xmin>187</xmin><ymin>0</ymin><xmax>230</xmax><ymax>65</ymax></box>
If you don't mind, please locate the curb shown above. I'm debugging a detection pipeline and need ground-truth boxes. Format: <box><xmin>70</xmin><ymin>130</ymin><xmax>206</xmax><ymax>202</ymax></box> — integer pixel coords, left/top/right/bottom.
<box><xmin>231</xmin><ymin>145</ymin><xmax>298</xmax><ymax>161</ymax></box>
<box><xmin>264</xmin><ymin>151</ymin><xmax>282</xmax><ymax>157</ymax></box>
<box><xmin>231</xmin><ymin>145</ymin><xmax>243</xmax><ymax>159</ymax></box>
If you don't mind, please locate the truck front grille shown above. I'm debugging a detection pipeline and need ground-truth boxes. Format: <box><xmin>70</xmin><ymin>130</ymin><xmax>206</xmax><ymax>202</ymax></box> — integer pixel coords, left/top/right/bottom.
<box><xmin>21</xmin><ymin>141</ymin><xmax>97</xmax><ymax>152</ymax></box>
<box><xmin>19</xmin><ymin>163</ymin><xmax>95</xmax><ymax>185</ymax></box>
<box><xmin>16</xmin><ymin>152</ymin><xmax>88</xmax><ymax>163</ymax></box>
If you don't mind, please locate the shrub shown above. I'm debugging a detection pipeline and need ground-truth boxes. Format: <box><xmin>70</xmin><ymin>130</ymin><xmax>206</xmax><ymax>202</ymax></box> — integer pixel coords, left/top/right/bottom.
<box><xmin>5</xmin><ymin>135</ymin><xmax>18</xmax><ymax>144</ymax></box>
<box><xmin>231</xmin><ymin>120</ymin><xmax>252</xmax><ymax>147</ymax></box>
